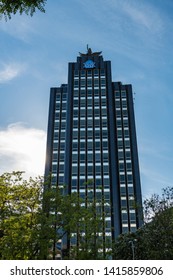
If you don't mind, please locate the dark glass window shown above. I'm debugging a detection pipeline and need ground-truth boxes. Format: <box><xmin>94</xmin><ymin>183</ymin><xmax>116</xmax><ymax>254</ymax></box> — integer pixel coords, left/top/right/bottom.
<box><xmin>52</xmin><ymin>164</ymin><xmax>57</xmax><ymax>172</ymax></box>
<box><xmin>73</xmin><ymin>131</ymin><xmax>78</xmax><ymax>139</ymax></box>
<box><xmin>128</xmin><ymin>187</ymin><xmax>134</xmax><ymax>195</ymax></box>
<box><xmin>94</xmin><ymin>79</ymin><xmax>99</xmax><ymax>86</ymax></box>
<box><xmin>124</xmin><ymin>129</ymin><xmax>129</xmax><ymax>137</ymax></box>
<box><xmin>73</xmin><ymin>99</ymin><xmax>78</xmax><ymax>106</ymax></box>
<box><xmin>80</xmin><ymin>142</ymin><xmax>85</xmax><ymax>150</ymax></box>
<box><xmin>87</xmin><ymin>89</ymin><xmax>92</xmax><ymax>96</ymax></box>
<box><xmin>127</xmin><ymin>174</ymin><xmax>133</xmax><ymax>183</ymax></box>
<box><xmin>121</xmin><ymin>199</ymin><xmax>127</xmax><ymax>208</ymax></box>
<box><xmin>120</xmin><ymin>175</ymin><xmax>125</xmax><ymax>183</ymax></box>
<box><xmin>87</xmin><ymin>98</ymin><xmax>92</xmax><ymax>106</ymax></box>
<box><xmin>100</xmin><ymin>69</ymin><xmax>105</xmax><ymax>75</ymax></box>
<box><xmin>116</xmin><ymin>110</ymin><xmax>121</xmax><ymax>117</ymax></box>
<box><xmin>119</xmin><ymin>162</ymin><xmax>124</xmax><ymax>171</ymax></box>
<box><xmin>74</xmin><ymin>70</ymin><xmax>79</xmax><ymax>76</ymax></box>
<box><xmin>125</xmin><ymin>140</ymin><xmax>130</xmax><ymax>148</ymax></box>
<box><xmin>95</xmin><ymin>153</ymin><xmax>101</xmax><ymax>162</ymax></box>
<box><xmin>125</xmin><ymin>151</ymin><xmax>131</xmax><ymax>160</ymax></box>
<box><xmin>117</xmin><ymin>129</ymin><xmax>122</xmax><ymax>137</ymax></box>
<box><xmin>80</xmin><ymin>153</ymin><xmax>85</xmax><ymax>162</ymax></box>
<box><xmin>72</xmin><ymin>179</ymin><xmax>77</xmax><ymax>187</ymax></box>
<box><xmin>95</xmin><ymin>119</ymin><xmax>100</xmax><ymax>127</ymax></box>
<box><xmin>87</xmin><ymin>153</ymin><xmax>93</xmax><ymax>163</ymax></box>
<box><xmin>122</xmin><ymin>109</ymin><xmax>128</xmax><ymax>117</ymax></box>
<box><xmin>87</xmin><ymin>79</ymin><xmax>92</xmax><ymax>86</ymax></box>
<box><xmin>122</xmin><ymin>212</ymin><xmax>128</xmax><ymax>222</ymax></box>
<box><xmin>121</xmin><ymin>91</ymin><xmax>126</xmax><ymax>98</ymax></box>
<box><xmin>94</xmin><ymin>69</ymin><xmax>99</xmax><ymax>75</ymax></box>
<box><xmin>115</xmin><ymin>91</ymin><xmax>120</xmax><ymax>98</ymax></box>
<box><xmin>80</xmin><ymin>70</ymin><xmax>85</xmax><ymax>77</ymax></box>
<box><xmin>80</xmin><ymin>79</ymin><xmax>85</xmax><ymax>87</ymax></box>
<box><xmin>72</xmin><ymin>143</ymin><xmax>78</xmax><ymax>152</ymax></box>
<box><xmin>118</xmin><ymin>151</ymin><xmax>124</xmax><ymax>160</ymax></box>
<box><xmin>103</xmin><ymin>178</ymin><xmax>110</xmax><ymax>186</ymax></box>
<box><xmin>94</xmin><ymin>89</ymin><xmax>99</xmax><ymax>96</ymax></box>
<box><xmin>87</xmin><ymin>130</ymin><xmax>93</xmax><ymax>139</ymax></box>
<box><xmin>103</xmin><ymin>165</ymin><xmax>109</xmax><ymax>175</ymax></box>
<box><xmin>95</xmin><ymin>141</ymin><xmax>101</xmax><ymax>150</ymax></box>
<box><xmin>72</xmin><ymin>154</ymin><xmax>78</xmax><ymax>163</ymax></box>
<box><xmin>74</xmin><ymin>80</ymin><xmax>79</xmax><ymax>86</ymax></box>
<box><xmin>87</xmin><ymin>70</ymin><xmax>92</xmax><ymax>76</ymax></box>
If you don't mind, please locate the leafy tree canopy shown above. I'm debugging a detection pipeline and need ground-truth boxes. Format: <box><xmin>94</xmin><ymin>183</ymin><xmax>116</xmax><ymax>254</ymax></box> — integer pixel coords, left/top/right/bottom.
<box><xmin>0</xmin><ymin>172</ymin><xmax>109</xmax><ymax>260</ymax></box>
<box><xmin>113</xmin><ymin>187</ymin><xmax>173</xmax><ymax>260</ymax></box>
<box><xmin>0</xmin><ymin>0</ymin><xmax>47</xmax><ymax>20</ymax></box>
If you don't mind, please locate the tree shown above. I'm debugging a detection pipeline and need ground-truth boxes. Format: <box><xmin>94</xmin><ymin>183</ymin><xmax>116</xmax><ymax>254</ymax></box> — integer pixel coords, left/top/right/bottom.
<box><xmin>0</xmin><ymin>172</ymin><xmax>43</xmax><ymax>259</ymax></box>
<box><xmin>113</xmin><ymin>187</ymin><xmax>173</xmax><ymax>260</ymax></box>
<box><xmin>0</xmin><ymin>0</ymin><xmax>47</xmax><ymax>20</ymax></box>
<box><xmin>43</xmin><ymin>180</ymin><xmax>111</xmax><ymax>260</ymax></box>
<box><xmin>0</xmin><ymin>172</ymin><xmax>110</xmax><ymax>260</ymax></box>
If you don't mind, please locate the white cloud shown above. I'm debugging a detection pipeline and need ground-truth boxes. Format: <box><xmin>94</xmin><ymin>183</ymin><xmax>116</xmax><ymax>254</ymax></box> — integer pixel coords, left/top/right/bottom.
<box><xmin>0</xmin><ymin>63</ymin><xmax>25</xmax><ymax>83</ymax></box>
<box><xmin>0</xmin><ymin>123</ymin><xmax>46</xmax><ymax>178</ymax></box>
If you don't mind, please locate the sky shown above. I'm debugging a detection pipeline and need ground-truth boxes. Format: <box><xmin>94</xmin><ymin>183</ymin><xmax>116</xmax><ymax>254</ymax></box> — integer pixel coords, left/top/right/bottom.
<box><xmin>0</xmin><ymin>0</ymin><xmax>173</xmax><ymax>200</ymax></box>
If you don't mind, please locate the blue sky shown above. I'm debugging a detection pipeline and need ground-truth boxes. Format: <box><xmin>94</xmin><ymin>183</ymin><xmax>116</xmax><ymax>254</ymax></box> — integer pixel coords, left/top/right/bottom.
<box><xmin>0</xmin><ymin>0</ymin><xmax>173</xmax><ymax>199</ymax></box>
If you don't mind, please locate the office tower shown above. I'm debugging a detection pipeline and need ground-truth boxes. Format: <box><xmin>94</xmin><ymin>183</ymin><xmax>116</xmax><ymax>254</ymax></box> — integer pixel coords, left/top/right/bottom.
<box><xmin>45</xmin><ymin>48</ymin><xmax>143</xmax><ymax>258</ymax></box>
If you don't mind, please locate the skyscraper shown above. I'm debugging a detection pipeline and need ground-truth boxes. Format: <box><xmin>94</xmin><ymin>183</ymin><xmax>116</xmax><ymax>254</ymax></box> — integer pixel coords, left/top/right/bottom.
<box><xmin>45</xmin><ymin>48</ymin><xmax>143</xmax><ymax>258</ymax></box>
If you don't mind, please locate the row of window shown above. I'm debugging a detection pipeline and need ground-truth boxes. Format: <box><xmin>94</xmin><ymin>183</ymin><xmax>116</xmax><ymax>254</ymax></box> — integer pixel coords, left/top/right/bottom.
<box><xmin>73</xmin><ymin>98</ymin><xmax>107</xmax><ymax>107</ymax></box>
<box><xmin>74</xmin><ymin>69</ymin><xmax>105</xmax><ymax>77</ymax></box>
<box><xmin>73</xmin><ymin>88</ymin><xmax>106</xmax><ymax>97</ymax></box>
<box><xmin>73</xmin><ymin>78</ymin><xmax>106</xmax><ymax>87</ymax></box>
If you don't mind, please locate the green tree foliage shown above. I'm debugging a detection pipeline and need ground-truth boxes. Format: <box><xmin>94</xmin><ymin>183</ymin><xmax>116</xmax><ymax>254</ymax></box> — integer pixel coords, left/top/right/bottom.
<box><xmin>44</xmin><ymin>180</ymin><xmax>111</xmax><ymax>260</ymax></box>
<box><xmin>0</xmin><ymin>172</ymin><xmax>110</xmax><ymax>260</ymax></box>
<box><xmin>0</xmin><ymin>172</ymin><xmax>43</xmax><ymax>259</ymax></box>
<box><xmin>113</xmin><ymin>187</ymin><xmax>173</xmax><ymax>260</ymax></box>
<box><xmin>0</xmin><ymin>0</ymin><xmax>47</xmax><ymax>20</ymax></box>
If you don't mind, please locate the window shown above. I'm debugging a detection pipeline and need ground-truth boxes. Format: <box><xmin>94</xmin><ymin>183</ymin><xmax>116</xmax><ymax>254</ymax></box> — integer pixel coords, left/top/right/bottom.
<box><xmin>117</xmin><ymin>129</ymin><xmax>122</xmax><ymax>137</ymax></box>
<box><xmin>94</xmin><ymin>98</ymin><xmax>100</xmax><ymax>106</ymax></box>
<box><xmin>119</xmin><ymin>162</ymin><xmax>125</xmax><ymax>171</ymax></box>
<box><xmin>80</xmin><ymin>141</ymin><xmax>85</xmax><ymax>150</ymax></box>
<box><xmin>125</xmin><ymin>151</ymin><xmax>131</xmax><ymax>160</ymax></box>
<box><xmin>124</xmin><ymin>129</ymin><xmax>129</xmax><ymax>137</ymax></box>
<box><xmin>80</xmin><ymin>79</ymin><xmax>85</xmax><ymax>87</ymax></box>
<box><xmin>101</xmin><ymin>79</ymin><xmax>105</xmax><ymax>86</ymax></box>
<box><xmin>95</xmin><ymin>153</ymin><xmax>101</xmax><ymax>162</ymax></box>
<box><xmin>80</xmin><ymin>165</ymin><xmax>85</xmax><ymax>176</ymax></box>
<box><xmin>95</xmin><ymin>141</ymin><xmax>100</xmax><ymax>151</ymax></box>
<box><xmin>121</xmin><ymin>91</ymin><xmax>126</xmax><ymax>98</ymax></box>
<box><xmin>74</xmin><ymin>70</ymin><xmax>79</xmax><ymax>76</ymax></box>
<box><xmin>87</xmin><ymin>153</ymin><xmax>93</xmax><ymax>163</ymax></box>
<box><xmin>115</xmin><ymin>91</ymin><xmax>120</xmax><ymax>98</ymax></box>
<box><xmin>94</xmin><ymin>79</ymin><xmax>99</xmax><ymax>87</ymax></box>
<box><xmin>103</xmin><ymin>165</ymin><xmax>109</xmax><ymax>175</ymax></box>
<box><xmin>72</xmin><ymin>142</ymin><xmax>78</xmax><ymax>151</ymax></box>
<box><xmin>121</xmin><ymin>197</ymin><xmax>127</xmax><ymax>208</ymax></box>
<box><xmin>94</xmin><ymin>69</ymin><xmax>99</xmax><ymax>76</ymax></box>
<box><xmin>72</xmin><ymin>165</ymin><xmax>77</xmax><ymax>175</ymax></box>
<box><xmin>95</xmin><ymin>119</ymin><xmax>100</xmax><ymax>128</ymax></box>
<box><xmin>115</xmin><ymin>100</ymin><xmax>120</xmax><ymax>107</ymax></box>
<box><xmin>94</xmin><ymin>108</ymin><xmax>100</xmax><ymax>117</ymax></box>
<box><xmin>72</xmin><ymin>154</ymin><xmax>78</xmax><ymax>163</ymax></box>
<box><xmin>80</xmin><ymin>153</ymin><xmax>85</xmax><ymax>163</ymax></box>
<box><xmin>122</xmin><ymin>109</ymin><xmax>128</xmax><ymax>117</ymax></box>
<box><xmin>87</xmin><ymin>79</ymin><xmax>92</xmax><ymax>87</ymax></box>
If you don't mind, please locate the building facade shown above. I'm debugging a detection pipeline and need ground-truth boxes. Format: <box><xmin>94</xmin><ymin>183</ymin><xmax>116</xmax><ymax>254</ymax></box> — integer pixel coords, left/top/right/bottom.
<box><xmin>45</xmin><ymin>48</ymin><xmax>143</xmax><ymax>257</ymax></box>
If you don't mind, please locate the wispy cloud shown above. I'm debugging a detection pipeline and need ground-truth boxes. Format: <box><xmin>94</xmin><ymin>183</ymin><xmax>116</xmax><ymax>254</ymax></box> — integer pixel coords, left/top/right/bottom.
<box><xmin>0</xmin><ymin>63</ymin><xmax>25</xmax><ymax>83</ymax></box>
<box><xmin>0</xmin><ymin>123</ymin><xmax>46</xmax><ymax>178</ymax></box>
<box><xmin>121</xmin><ymin>0</ymin><xmax>164</xmax><ymax>34</ymax></box>
<box><xmin>0</xmin><ymin>14</ymin><xmax>38</xmax><ymax>43</ymax></box>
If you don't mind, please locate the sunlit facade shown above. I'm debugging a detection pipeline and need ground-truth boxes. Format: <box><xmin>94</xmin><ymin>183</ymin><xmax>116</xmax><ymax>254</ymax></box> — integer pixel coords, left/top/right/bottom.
<box><xmin>45</xmin><ymin>48</ymin><xmax>143</xmax><ymax>257</ymax></box>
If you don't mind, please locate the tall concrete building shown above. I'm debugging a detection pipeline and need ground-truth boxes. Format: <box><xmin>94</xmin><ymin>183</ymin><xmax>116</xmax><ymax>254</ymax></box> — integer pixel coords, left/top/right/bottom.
<box><xmin>45</xmin><ymin>48</ymin><xmax>143</xmax><ymax>257</ymax></box>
